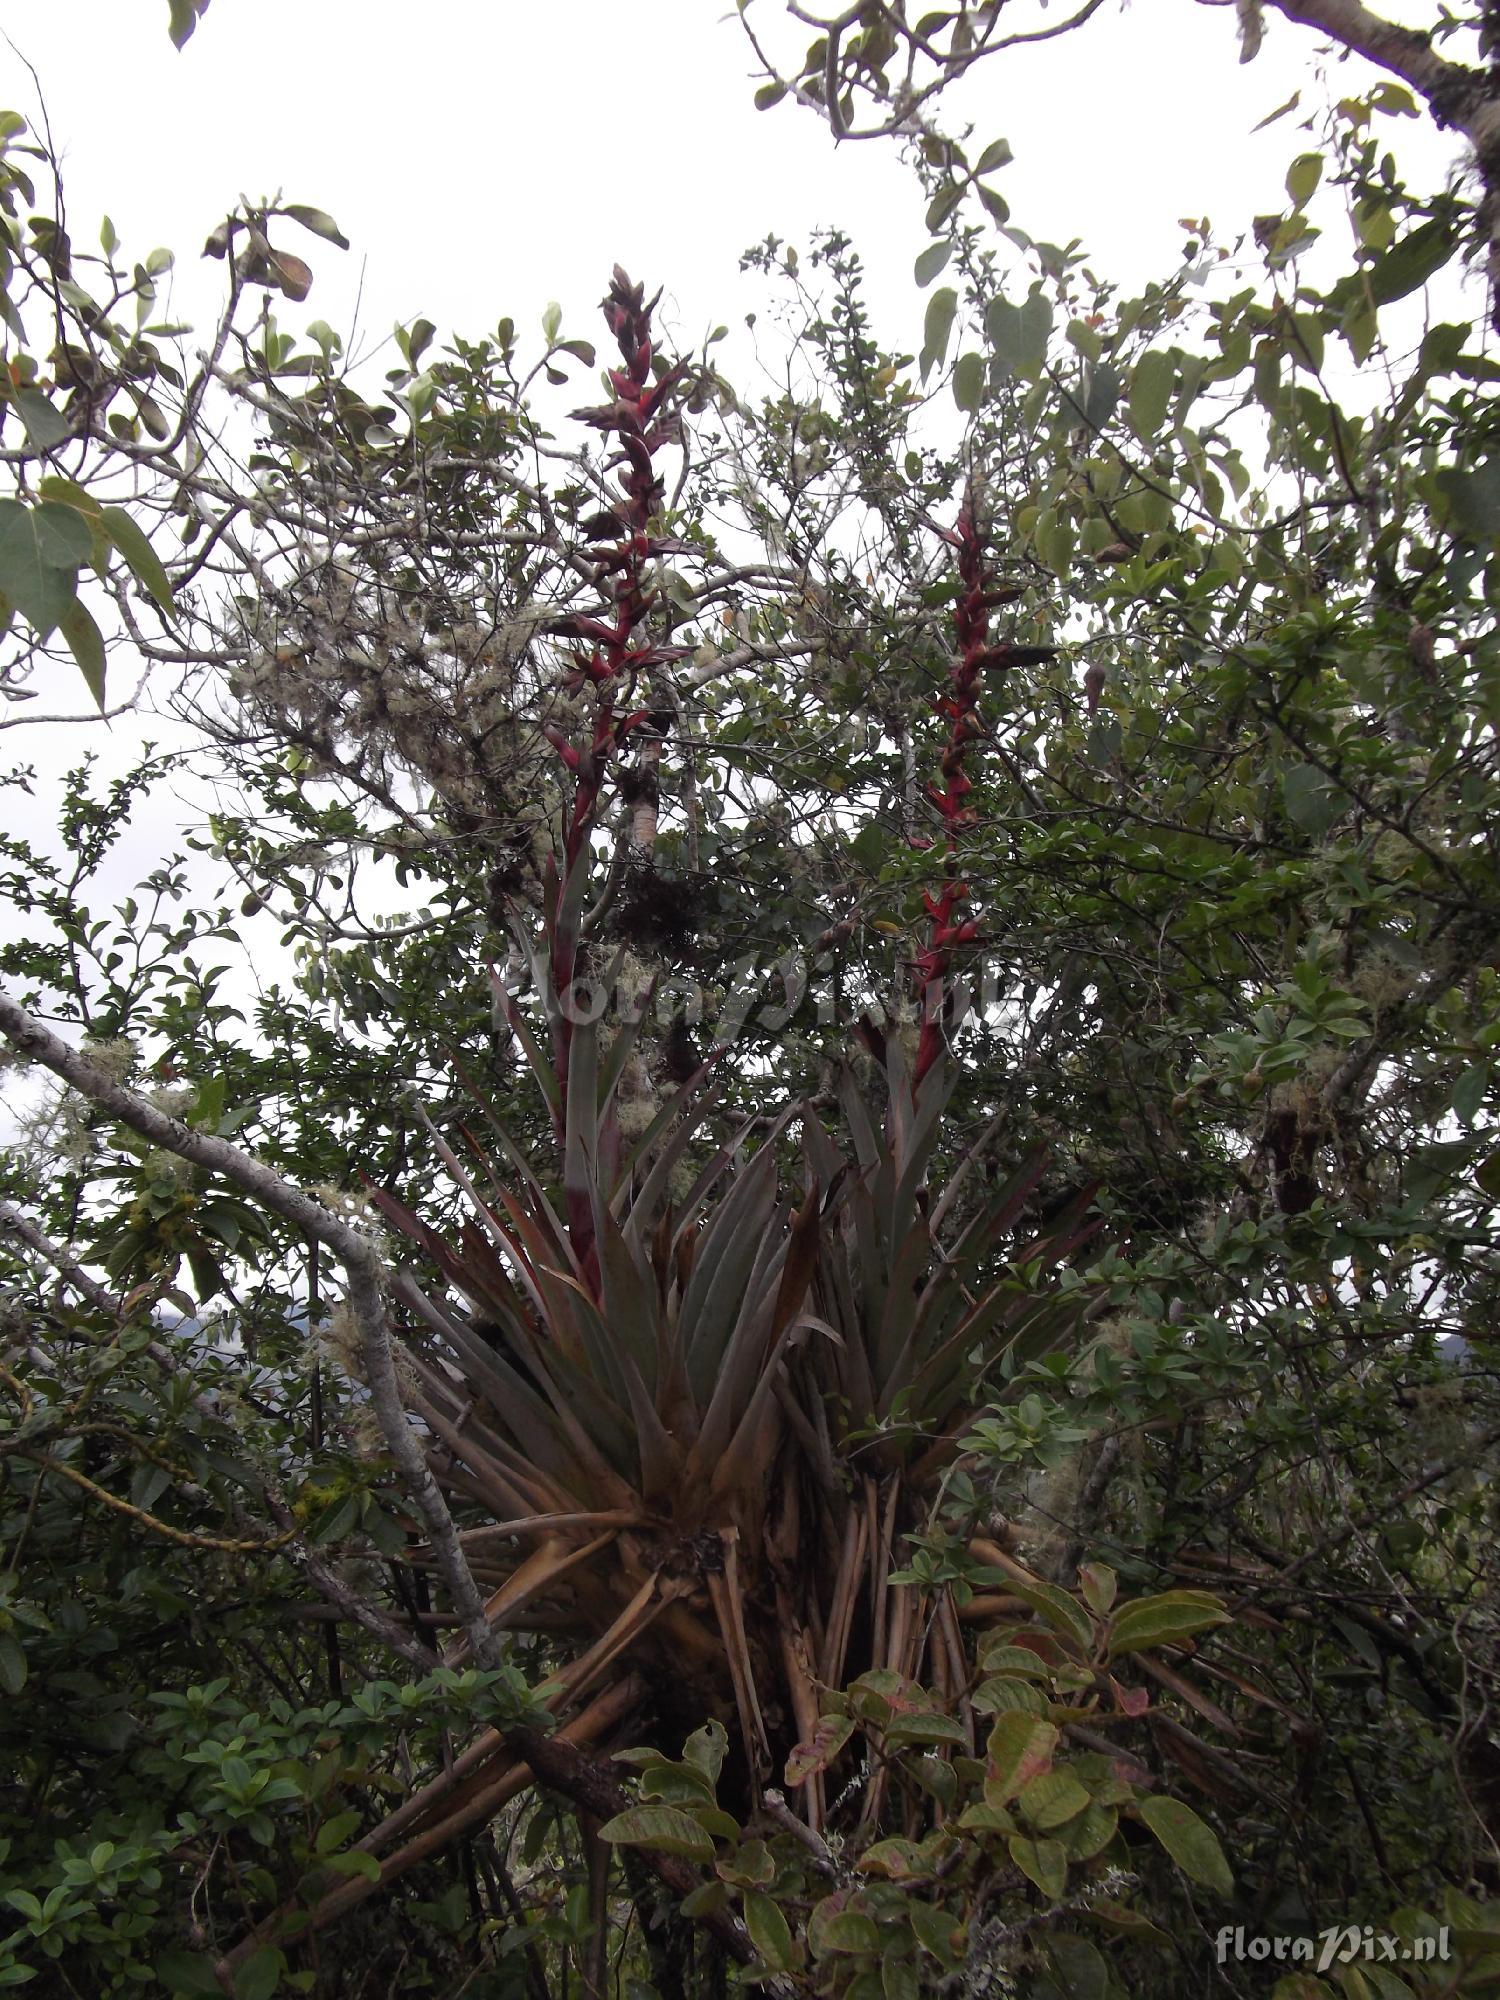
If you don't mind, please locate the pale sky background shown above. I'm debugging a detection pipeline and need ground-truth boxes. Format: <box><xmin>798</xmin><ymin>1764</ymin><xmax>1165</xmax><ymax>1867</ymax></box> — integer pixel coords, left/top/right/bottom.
<box><xmin>0</xmin><ymin>0</ymin><xmax>1473</xmax><ymax>1096</ymax></box>
<box><xmin>3</xmin><ymin>0</ymin><xmax>1460</xmax><ymax>389</ymax></box>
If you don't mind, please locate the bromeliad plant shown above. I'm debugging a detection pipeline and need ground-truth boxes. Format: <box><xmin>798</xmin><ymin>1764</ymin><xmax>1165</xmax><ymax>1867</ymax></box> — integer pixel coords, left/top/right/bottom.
<box><xmin>276</xmin><ymin>274</ymin><xmax>1235</xmax><ymax>1976</ymax></box>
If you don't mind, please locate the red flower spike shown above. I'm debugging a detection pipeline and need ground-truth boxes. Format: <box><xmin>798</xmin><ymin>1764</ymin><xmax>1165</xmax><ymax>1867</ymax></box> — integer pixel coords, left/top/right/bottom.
<box><xmin>906</xmin><ymin>495</ymin><xmax>1018</xmax><ymax>1096</ymax></box>
<box><xmin>532</xmin><ymin>267</ymin><xmax>694</xmax><ymax>1209</ymax></box>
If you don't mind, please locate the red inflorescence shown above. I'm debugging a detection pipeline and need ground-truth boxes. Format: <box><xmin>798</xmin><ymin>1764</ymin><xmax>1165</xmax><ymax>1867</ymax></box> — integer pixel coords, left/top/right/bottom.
<box><xmin>544</xmin><ymin>268</ymin><xmax>692</xmax><ymax>880</ymax></box>
<box><xmin>912</xmin><ymin>498</ymin><xmax>1000</xmax><ymax>1090</ymax></box>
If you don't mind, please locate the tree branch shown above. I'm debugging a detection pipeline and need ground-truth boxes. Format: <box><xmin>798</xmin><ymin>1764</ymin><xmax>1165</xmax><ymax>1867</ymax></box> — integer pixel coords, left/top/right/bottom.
<box><xmin>0</xmin><ymin>984</ymin><xmax>500</xmax><ymax>1668</ymax></box>
<box><xmin>0</xmin><ymin>994</ymin><xmax>758</xmax><ymax>1968</ymax></box>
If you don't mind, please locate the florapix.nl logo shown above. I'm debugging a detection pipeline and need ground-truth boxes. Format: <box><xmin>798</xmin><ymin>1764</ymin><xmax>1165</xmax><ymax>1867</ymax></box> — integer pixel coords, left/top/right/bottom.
<box><xmin>1215</xmin><ymin>1924</ymin><xmax>1452</xmax><ymax>1974</ymax></box>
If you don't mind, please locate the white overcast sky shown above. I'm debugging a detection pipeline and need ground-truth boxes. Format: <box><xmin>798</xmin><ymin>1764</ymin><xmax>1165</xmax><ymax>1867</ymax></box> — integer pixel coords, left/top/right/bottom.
<box><xmin>3</xmin><ymin>0</ymin><xmax>1456</xmax><ymax>381</ymax></box>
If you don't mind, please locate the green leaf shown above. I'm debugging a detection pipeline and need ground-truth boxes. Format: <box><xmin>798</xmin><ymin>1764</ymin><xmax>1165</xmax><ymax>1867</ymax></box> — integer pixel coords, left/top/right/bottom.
<box><xmin>884</xmin><ymin>1709</ymin><xmax>967</xmax><ymax>1747</ymax></box>
<box><xmin>975</xmin><ymin>138</ymin><xmax>1013</xmax><ymax>176</ymax></box>
<box><xmin>1365</xmin><ymin>219</ymin><xmax>1456</xmax><ymax>305</ymax></box>
<box><xmin>281</xmin><ymin>204</ymin><xmax>350</xmax><ymax>251</ymax></box>
<box><xmin>972</xmin><ymin>1674</ymin><xmax>1050</xmax><ymax>1716</ymax></box>
<box><xmin>1433</xmin><ymin>460</ymin><xmax>1500</xmax><ymax>546</ymax></box>
<box><xmin>32</xmin><ymin>500</ymin><xmax>93</xmax><ymax>566</ymax></box>
<box><xmin>1019</xmin><ymin>1768</ymin><xmax>1091</xmax><ymax>1830</ymax></box>
<box><xmin>1078</xmin><ymin>1563</ymin><xmax>1117</xmax><ymax>1615</ymax></box>
<box><xmin>233</xmin><ymin>1948</ymin><xmax>285</xmax><ymax>2000</ymax></box>
<box><xmin>1044</xmin><ymin>1933</ymin><xmax>1109</xmax><ymax>2000</ymax></box>
<box><xmin>785</xmin><ymin>1712</ymin><xmax>855</xmax><ymax>1785</ymax></box>
<box><xmin>542</xmin><ymin>301</ymin><xmax>563</xmax><ymax>344</ymax></box>
<box><xmin>1128</xmin><ymin>350</ymin><xmax>1175</xmax><ymax>442</ymax></box>
<box><xmin>743</xmin><ymin>1889</ymin><xmax>797</xmax><ymax>1972</ymax></box>
<box><xmin>0</xmin><ymin>498</ymin><xmax>87</xmax><ymax>636</ymax></box>
<box><xmin>1285</xmin><ymin>153</ymin><xmax>1323</xmax><ymax>205</ymax></box>
<box><xmin>1001</xmin><ymin>1574</ymin><xmax>1095</xmax><ymax>1651</ymax></box>
<box><xmin>598</xmin><ymin>1805</ymin><xmax>714</xmax><ymax>1862</ymax></box>
<box><xmin>1135</xmin><ymin>1795</ymin><xmax>1233</xmax><ymax>1894</ymax></box>
<box><xmin>920</xmin><ymin>287</ymin><xmax>958</xmax><ymax>381</ymax></box>
<box><xmin>754</xmin><ymin>81</ymin><xmax>788</xmax><ymax>110</ymax></box>
<box><xmin>985</xmin><ymin>1713</ymin><xmax>1058</xmax><ymax>1805</ymax></box>
<box><xmin>1282</xmin><ymin>763</ymin><xmax>1343</xmax><ymax>837</ymax></box>
<box><xmin>130</xmin><ymin>387</ymin><xmax>173</xmax><ymax>438</ymax></box>
<box><xmin>987</xmin><ymin>290</ymin><xmax>1052</xmax><ymax>378</ymax></box>
<box><xmin>12</xmin><ymin>387</ymin><xmax>72</xmax><ymax>450</ymax></box>
<box><xmin>881</xmin><ymin>1943</ymin><xmax>920</xmax><ymax>2000</ymax></box>
<box><xmin>402</xmin><ymin>317</ymin><xmax>436</xmax><ymax>368</ymax></box>
<box><xmin>1008</xmin><ymin>1833</ymin><xmax>1067</xmax><ymax>1899</ymax></box>
<box><xmin>100</xmin><ymin>506</ymin><xmax>175</xmax><ymax>614</ymax></box>
<box><xmin>1059</xmin><ymin>1802</ymin><xmax>1119</xmax><ymax>1861</ymax></box>
<box><xmin>36</xmin><ymin>476</ymin><xmax>101</xmax><ymax>523</ymax></box>
<box><xmin>914</xmin><ymin>241</ymin><xmax>951</xmax><ymax>287</ymax></box>
<box><xmin>811</xmin><ymin>1905</ymin><xmax>881</xmax><ymax>1956</ymax></box>
<box><xmin>952</xmin><ymin>351</ymin><xmax>985</xmax><ymax>414</ymax></box>
<box><xmin>680</xmin><ymin>1880</ymin><xmax>728</xmax><ymax>1917</ymax></box>
<box><xmin>925</xmin><ymin>183</ymin><xmax>965</xmax><ymax>234</ymax></box>
<box><xmin>967</xmin><ymin>189</ymin><xmax>1006</xmax><ymax>235</ymax></box>
<box><xmin>155</xmin><ymin>1952</ymin><xmax>223</xmax><ymax>1998</ymax></box>
<box><xmin>59</xmin><ymin>596</ymin><xmax>107</xmax><ymax>708</ymax></box>
<box><xmin>1107</xmin><ymin>1590</ymin><xmax>1229</xmax><ymax>1657</ymax></box>
<box><xmin>908</xmin><ymin>1902</ymin><xmax>964</xmax><ymax>1969</ymax></box>
<box><xmin>1253</xmin><ymin>90</ymin><xmax>1301</xmax><ymax>131</ymax></box>
<box><xmin>859</xmin><ymin>1836</ymin><xmax>926</xmax><ymax>1880</ymax></box>
<box><xmin>1082</xmin><ymin>362</ymin><xmax>1121</xmax><ymax>433</ymax></box>
<box><xmin>1076</xmin><ymin>1899</ymin><xmax>1170</xmax><ymax>1946</ymax></box>
<box><xmin>0</xmin><ymin>1633</ymin><xmax>26</xmax><ymax>1695</ymax></box>
<box><xmin>851</xmin><ymin>821</ymin><xmax>886</xmax><ymax>873</ymax></box>
<box><xmin>1451</xmin><ymin>1064</ymin><xmax>1488</xmax><ymax>1126</ymax></box>
<box><xmin>324</xmin><ymin>1847</ymin><xmax>380</xmax><ymax>1881</ymax></box>
<box><xmin>314</xmin><ymin>1810</ymin><xmax>362</xmax><ymax>1855</ymax></box>
<box><xmin>683</xmin><ymin>1719</ymin><xmax>728</xmax><ymax>1786</ymax></box>
<box><xmin>167</xmin><ymin>0</ymin><xmax>209</xmax><ymax>48</ymax></box>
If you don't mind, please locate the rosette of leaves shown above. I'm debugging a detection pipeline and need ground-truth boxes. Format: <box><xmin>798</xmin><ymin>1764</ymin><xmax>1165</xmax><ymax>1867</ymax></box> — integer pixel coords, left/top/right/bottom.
<box><xmin>362</xmin><ymin>992</ymin><xmax>1104</xmax><ymax>1835</ymax></box>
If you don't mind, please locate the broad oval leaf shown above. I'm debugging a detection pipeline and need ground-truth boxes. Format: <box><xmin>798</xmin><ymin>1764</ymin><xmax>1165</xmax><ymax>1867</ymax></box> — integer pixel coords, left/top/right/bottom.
<box><xmin>233</xmin><ymin>1948</ymin><xmax>285</xmax><ymax>2000</ymax></box>
<box><xmin>914</xmin><ymin>240</ymin><xmax>952</xmax><ymax>287</ymax></box>
<box><xmin>1106</xmin><ymin>1589</ymin><xmax>1229</xmax><ymax>1658</ymax></box>
<box><xmin>1282</xmin><ymin>762</ymin><xmax>1344</xmax><ymax>836</ymax></box>
<box><xmin>743</xmin><ymin>1887</ymin><xmax>797</xmax><ymax>1972</ymax></box>
<box><xmin>985</xmin><ymin>1712</ymin><xmax>1057</xmax><ymax>1805</ymax></box>
<box><xmin>59</xmin><ymin>596</ymin><xmax>107</xmax><ymax>708</ymax></box>
<box><xmin>683</xmin><ymin>1718</ymin><xmax>728</xmax><ymax>1785</ymax></box>
<box><xmin>1008</xmin><ymin>1833</ymin><xmax>1067</xmax><ymax>1899</ymax></box>
<box><xmin>973</xmin><ymin>1674</ymin><xmax>1050</xmax><ymax>1717</ymax></box>
<box><xmin>1078</xmin><ymin>1562</ymin><xmax>1117</xmax><ymax>1616</ymax></box>
<box><xmin>1128</xmin><ymin>350</ymin><xmax>1175</xmax><ymax>442</ymax></box>
<box><xmin>100</xmin><ymin>506</ymin><xmax>174</xmax><ymax>615</ymax></box>
<box><xmin>953</xmin><ymin>350</ymin><xmax>986</xmax><ymax>414</ymax></box>
<box><xmin>1018</xmin><ymin>1767</ymin><xmax>1091</xmax><ymax>1831</ymax></box>
<box><xmin>282</xmin><ymin>203</ymin><xmax>351</xmax><ymax>250</ymax></box>
<box><xmin>13</xmin><ymin>386</ymin><xmax>72</xmax><ymax>450</ymax></box>
<box><xmin>0</xmin><ymin>1632</ymin><xmax>26</xmax><ymax>1695</ymax></box>
<box><xmin>1135</xmin><ymin>1795</ymin><xmax>1233</xmax><ymax>1895</ymax></box>
<box><xmin>1285</xmin><ymin>152</ymin><xmax>1323</xmax><ymax>206</ymax></box>
<box><xmin>812</xmin><ymin>1907</ymin><xmax>882</xmax><ymax>1956</ymax></box>
<box><xmin>1044</xmin><ymin>1932</ymin><xmax>1110</xmax><ymax>2000</ymax></box>
<box><xmin>597</xmin><ymin>1804</ymin><xmax>714</xmax><ymax>1862</ymax></box>
<box><xmin>0</xmin><ymin>497</ymin><xmax>84</xmax><ymax>635</ymax></box>
<box><xmin>921</xmin><ymin>287</ymin><xmax>958</xmax><ymax>381</ymax></box>
<box><xmin>785</xmin><ymin>1712</ymin><xmax>855</xmax><ymax>1786</ymax></box>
